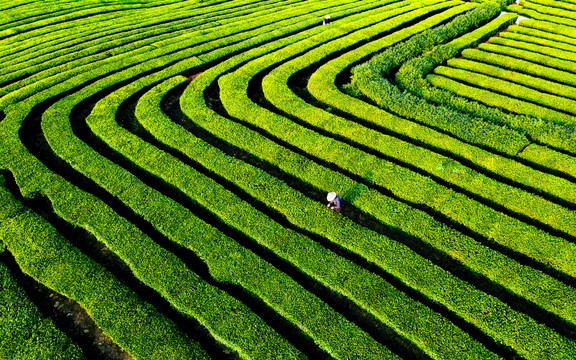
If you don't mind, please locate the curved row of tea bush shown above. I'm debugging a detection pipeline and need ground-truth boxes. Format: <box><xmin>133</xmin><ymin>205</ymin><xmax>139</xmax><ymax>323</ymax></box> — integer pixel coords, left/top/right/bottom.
<box><xmin>266</xmin><ymin>8</ymin><xmax>576</xmax><ymax>253</ymax></box>
<box><xmin>3</xmin><ymin>0</ymin><xmax>576</xmax><ymax>358</ymax></box>
<box><xmin>0</xmin><ymin>0</ymin><xmax>352</xmax><ymax>102</ymax></box>
<box><xmin>222</xmin><ymin>4</ymin><xmax>576</xmax><ymax>287</ymax></box>
<box><xmin>175</xmin><ymin>6</ymin><xmax>576</xmax><ymax>359</ymax></box>
<box><xmin>309</xmin><ymin>13</ymin><xmax>576</xmax><ymax>222</ymax></box>
<box><xmin>0</xmin><ymin>0</ymin><xmax>291</xmax><ymax>82</ymax></box>
<box><xmin>511</xmin><ymin>0</ymin><xmax>576</xmax><ymax>22</ymax></box>
<box><xmin>429</xmin><ymin>66</ymin><xmax>576</xmax><ymax>122</ymax></box>
<box><xmin>445</xmin><ymin>58</ymin><xmax>576</xmax><ymax>99</ymax></box>
<box><xmin>499</xmin><ymin>29</ymin><xmax>576</xmax><ymax>52</ymax></box>
<box><xmin>382</xmin><ymin>21</ymin><xmax>576</xmax><ymax>182</ymax></box>
<box><xmin>138</xmin><ymin>73</ymin><xmax>499</xmax><ymax>359</ymax></box>
<box><xmin>0</xmin><ymin>174</ymin><xmax>211</xmax><ymax>360</ymax></box>
<box><xmin>0</xmin><ymin>1</ymin><xmax>417</xmax><ymax>358</ymax></box>
<box><xmin>0</xmin><ymin>253</ymin><xmax>84</xmax><ymax>360</ymax></box>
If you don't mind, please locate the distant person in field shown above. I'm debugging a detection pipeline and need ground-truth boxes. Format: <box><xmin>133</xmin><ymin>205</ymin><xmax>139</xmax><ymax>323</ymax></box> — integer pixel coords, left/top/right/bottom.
<box><xmin>326</xmin><ymin>192</ymin><xmax>342</xmax><ymax>213</ymax></box>
<box><xmin>323</xmin><ymin>15</ymin><xmax>331</xmax><ymax>25</ymax></box>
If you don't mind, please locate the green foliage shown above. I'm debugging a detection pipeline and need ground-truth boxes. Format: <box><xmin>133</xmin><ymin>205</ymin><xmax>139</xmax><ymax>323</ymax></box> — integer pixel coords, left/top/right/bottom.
<box><xmin>192</xmin><ymin>50</ymin><xmax>576</xmax><ymax>359</ymax></box>
<box><xmin>512</xmin><ymin>16</ymin><xmax>576</xmax><ymax>38</ymax></box>
<box><xmin>82</xmin><ymin>69</ymin><xmax>393</xmax><ymax>360</ymax></box>
<box><xmin>180</xmin><ymin>4</ymin><xmax>576</xmax><ymax>358</ymax></box>
<box><xmin>521</xmin><ymin>0</ymin><xmax>576</xmax><ymax>12</ymax></box>
<box><xmin>263</xmin><ymin>0</ymin><xmax>576</xmax><ymax>286</ymax></box>
<box><xmin>432</xmin><ymin>64</ymin><xmax>576</xmax><ymax>120</ymax></box>
<box><xmin>0</xmin><ymin>178</ymin><xmax>209</xmax><ymax>360</ymax></box>
<box><xmin>140</xmin><ymin>76</ymin><xmax>497</xmax><ymax>360</ymax></box>
<box><xmin>461</xmin><ymin>47</ymin><xmax>576</xmax><ymax>87</ymax></box>
<box><xmin>36</xmin><ymin>3</ymin><xmax>419</xmax><ymax>358</ymax></box>
<box><xmin>352</xmin><ymin>5</ymin><xmax>529</xmax><ymax>154</ymax></box>
<box><xmin>3</xmin><ymin>0</ymin><xmax>576</xmax><ymax>358</ymax></box>
<box><xmin>489</xmin><ymin>36</ymin><xmax>576</xmax><ymax>61</ymax></box>
<box><xmin>361</xmin><ymin>3</ymin><xmax>576</xmax><ymax>154</ymax></box>
<box><xmin>514</xmin><ymin>0</ymin><xmax>576</xmax><ymax>22</ymax></box>
<box><xmin>416</xmin><ymin>39</ymin><xmax>576</xmax><ymax>151</ymax></box>
<box><xmin>355</xmin><ymin>0</ymin><xmax>503</xmax><ymax>78</ymax></box>
<box><xmin>358</xmin><ymin>68</ymin><xmax>527</xmax><ymax>153</ymax></box>
<box><xmin>519</xmin><ymin>143</ymin><xmax>576</xmax><ymax>179</ymax></box>
<box><xmin>0</xmin><ymin>1</ymin><xmax>245</xmax><ymax>88</ymax></box>
<box><xmin>479</xmin><ymin>41</ymin><xmax>576</xmax><ymax>73</ymax></box>
<box><xmin>0</xmin><ymin>259</ymin><xmax>85</xmax><ymax>360</ymax></box>
<box><xmin>0</xmin><ymin>0</ymin><xmax>339</xmax><ymax>107</ymax></box>
<box><xmin>1</xmin><ymin>2</ymin><xmax>373</xmax><ymax>356</ymax></box>
<box><xmin>447</xmin><ymin>58</ymin><xmax>576</xmax><ymax>101</ymax></box>
<box><xmin>472</xmin><ymin>0</ymin><xmax>515</xmax><ymax>7</ymax></box>
<box><xmin>500</xmin><ymin>30</ymin><xmax>576</xmax><ymax>53</ymax></box>
<box><xmin>309</xmin><ymin>1</ymin><xmax>576</xmax><ymax>246</ymax></box>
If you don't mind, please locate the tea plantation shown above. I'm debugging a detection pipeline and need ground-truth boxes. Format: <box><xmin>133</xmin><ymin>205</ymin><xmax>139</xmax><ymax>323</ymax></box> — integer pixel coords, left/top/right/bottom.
<box><xmin>1</xmin><ymin>0</ymin><xmax>576</xmax><ymax>358</ymax></box>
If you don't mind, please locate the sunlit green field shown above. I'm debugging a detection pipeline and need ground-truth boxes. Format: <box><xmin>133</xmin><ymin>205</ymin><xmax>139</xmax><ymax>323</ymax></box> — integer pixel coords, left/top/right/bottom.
<box><xmin>1</xmin><ymin>0</ymin><xmax>576</xmax><ymax>358</ymax></box>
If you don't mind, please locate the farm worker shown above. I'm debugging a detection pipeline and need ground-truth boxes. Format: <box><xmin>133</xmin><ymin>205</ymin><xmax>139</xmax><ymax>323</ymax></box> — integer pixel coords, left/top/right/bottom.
<box><xmin>326</xmin><ymin>192</ymin><xmax>342</xmax><ymax>213</ymax></box>
<box><xmin>323</xmin><ymin>15</ymin><xmax>331</xmax><ymax>25</ymax></box>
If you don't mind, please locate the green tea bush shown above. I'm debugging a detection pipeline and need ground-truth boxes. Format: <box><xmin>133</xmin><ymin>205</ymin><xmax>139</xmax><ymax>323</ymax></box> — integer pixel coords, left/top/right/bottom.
<box><xmin>0</xmin><ymin>257</ymin><xmax>85</xmax><ymax>360</ymax></box>
<box><xmin>0</xmin><ymin>177</ymin><xmax>210</xmax><ymax>360</ymax></box>
<box><xmin>139</xmin><ymin>76</ymin><xmax>498</xmax><ymax>360</ymax></box>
